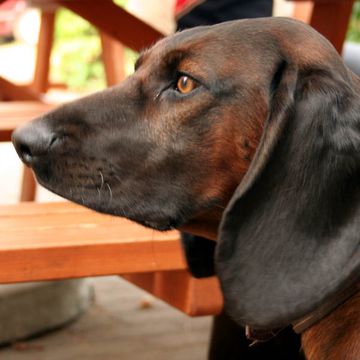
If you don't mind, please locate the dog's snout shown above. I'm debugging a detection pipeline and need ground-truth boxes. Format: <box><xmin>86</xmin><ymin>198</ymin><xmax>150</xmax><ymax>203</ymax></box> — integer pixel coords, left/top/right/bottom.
<box><xmin>12</xmin><ymin>122</ymin><xmax>56</xmax><ymax>167</ymax></box>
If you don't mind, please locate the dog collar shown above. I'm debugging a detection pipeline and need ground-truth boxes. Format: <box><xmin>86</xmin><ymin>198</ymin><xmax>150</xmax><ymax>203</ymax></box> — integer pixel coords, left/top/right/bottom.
<box><xmin>292</xmin><ymin>282</ymin><xmax>360</xmax><ymax>334</ymax></box>
<box><xmin>245</xmin><ymin>281</ymin><xmax>360</xmax><ymax>345</ymax></box>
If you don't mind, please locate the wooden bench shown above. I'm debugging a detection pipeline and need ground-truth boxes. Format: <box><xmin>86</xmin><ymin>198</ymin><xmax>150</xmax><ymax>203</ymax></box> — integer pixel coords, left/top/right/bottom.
<box><xmin>0</xmin><ymin>101</ymin><xmax>54</xmax><ymax>142</ymax></box>
<box><xmin>0</xmin><ymin>201</ymin><xmax>223</xmax><ymax>316</ymax></box>
<box><xmin>0</xmin><ymin>101</ymin><xmax>55</xmax><ymax>201</ymax></box>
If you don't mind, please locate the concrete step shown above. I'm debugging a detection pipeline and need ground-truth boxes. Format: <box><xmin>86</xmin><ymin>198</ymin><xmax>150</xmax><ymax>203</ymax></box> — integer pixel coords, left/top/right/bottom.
<box><xmin>0</xmin><ymin>279</ymin><xmax>93</xmax><ymax>345</ymax></box>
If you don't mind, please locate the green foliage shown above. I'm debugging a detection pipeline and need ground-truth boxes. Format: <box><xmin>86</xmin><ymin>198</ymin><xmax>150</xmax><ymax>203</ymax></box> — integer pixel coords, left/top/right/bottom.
<box><xmin>114</xmin><ymin>0</ymin><xmax>127</xmax><ymax>6</ymax></box>
<box><xmin>51</xmin><ymin>2</ymin><xmax>138</xmax><ymax>92</ymax></box>
<box><xmin>347</xmin><ymin>1</ymin><xmax>360</xmax><ymax>43</ymax></box>
<box><xmin>51</xmin><ymin>8</ymin><xmax>105</xmax><ymax>91</ymax></box>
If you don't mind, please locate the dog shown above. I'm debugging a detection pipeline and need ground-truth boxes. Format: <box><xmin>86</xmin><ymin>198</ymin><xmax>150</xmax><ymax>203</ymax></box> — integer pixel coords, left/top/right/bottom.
<box><xmin>12</xmin><ymin>18</ymin><xmax>360</xmax><ymax>359</ymax></box>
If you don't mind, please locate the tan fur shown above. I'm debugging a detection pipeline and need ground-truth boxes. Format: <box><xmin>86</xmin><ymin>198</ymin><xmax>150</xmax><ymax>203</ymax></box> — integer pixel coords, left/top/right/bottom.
<box><xmin>302</xmin><ymin>291</ymin><xmax>360</xmax><ymax>360</ymax></box>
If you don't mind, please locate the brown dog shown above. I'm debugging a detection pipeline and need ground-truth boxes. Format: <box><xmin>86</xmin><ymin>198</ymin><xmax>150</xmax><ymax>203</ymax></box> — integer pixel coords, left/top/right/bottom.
<box><xmin>12</xmin><ymin>18</ymin><xmax>360</xmax><ymax>359</ymax></box>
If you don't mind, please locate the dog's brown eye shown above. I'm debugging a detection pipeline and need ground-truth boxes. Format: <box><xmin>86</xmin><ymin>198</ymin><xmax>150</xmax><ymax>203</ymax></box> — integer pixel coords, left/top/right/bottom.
<box><xmin>176</xmin><ymin>75</ymin><xmax>197</xmax><ymax>94</ymax></box>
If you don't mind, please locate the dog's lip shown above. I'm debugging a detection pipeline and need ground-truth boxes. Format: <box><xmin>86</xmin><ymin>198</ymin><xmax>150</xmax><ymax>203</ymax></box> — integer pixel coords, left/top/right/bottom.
<box><xmin>32</xmin><ymin>176</ymin><xmax>185</xmax><ymax>231</ymax></box>
<box><xmin>136</xmin><ymin>218</ymin><xmax>179</xmax><ymax>232</ymax></box>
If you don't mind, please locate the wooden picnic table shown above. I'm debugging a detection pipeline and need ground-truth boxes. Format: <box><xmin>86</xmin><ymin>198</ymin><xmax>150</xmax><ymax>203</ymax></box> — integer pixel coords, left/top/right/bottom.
<box><xmin>27</xmin><ymin>0</ymin><xmax>356</xmax><ymax>53</ymax></box>
<box><xmin>27</xmin><ymin>0</ymin><xmax>163</xmax><ymax>52</ymax></box>
<box><xmin>0</xmin><ymin>202</ymin><xmax>184</xmax><ymax>283</ymax></box>
<box><xmin>0</xmin><ymin>201</ymin><xmax>223</xmax><ymax>316</ymax></box>
<box><xmin>0</xmin><ymin>0</ymin><xmax>355</xmax><ymax>53</ymax></box>
<box><xmin>0</xmin><ymin>101</ymin><xmax>54</xmax><ymax>141</ymax></box>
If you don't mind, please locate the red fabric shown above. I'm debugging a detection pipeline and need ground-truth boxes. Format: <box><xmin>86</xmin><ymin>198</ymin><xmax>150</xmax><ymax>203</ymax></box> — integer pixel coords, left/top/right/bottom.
<box><xmin>0</xmin><ymin>0</ymin><xmax>21</xmax><ymax>10</ymax></box>
<box><xmin>175</xmin><ymin>0</ymin><xmax>203</xmax><ymax>16</ymax></box>
<box><xmin>0</xmin><ymin>0</ymin><xmax>25</xmax><ymax>36</ymax></box>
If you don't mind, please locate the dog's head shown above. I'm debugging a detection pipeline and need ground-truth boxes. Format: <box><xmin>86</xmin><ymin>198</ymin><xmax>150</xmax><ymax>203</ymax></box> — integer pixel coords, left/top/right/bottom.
<box><xmin>12</xmin><ymin>18</ymin><xmax>360</xmax><ymax>329</ymax></box>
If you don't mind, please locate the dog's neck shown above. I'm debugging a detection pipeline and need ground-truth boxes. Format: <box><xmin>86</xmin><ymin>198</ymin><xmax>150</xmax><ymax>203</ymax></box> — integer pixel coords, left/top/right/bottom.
<box><xmin>301</xmin><ymin>290</ymin><xmax>360</xmax><ymax>360</ymax></box>
<box><xmin>179</xmin><ymin>207</ymin><xmax>222</xmax><ymax>241</ymax></box>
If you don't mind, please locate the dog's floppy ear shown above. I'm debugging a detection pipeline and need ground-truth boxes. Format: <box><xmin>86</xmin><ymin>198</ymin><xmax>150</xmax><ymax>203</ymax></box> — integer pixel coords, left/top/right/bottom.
<box><xmin>216</xmin><ymin>59</ymin><xmax>360</xmax><ymax>330</ymax></box>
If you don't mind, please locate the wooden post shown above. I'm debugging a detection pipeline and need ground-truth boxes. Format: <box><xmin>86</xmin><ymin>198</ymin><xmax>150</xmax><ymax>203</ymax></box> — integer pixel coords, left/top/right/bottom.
<box><xmin>31</xmin><ymin>10</ymin><xmax>56</xmax><ymax>94</ymax></box>
<box><xmin>309</xmin><ymin>0</ymin><xmax>354</xmax><ymax>53</ymax></box>
<box><xmin>58</xmin><ymin>0</ymin><xmax>163</xmax><ymax>52</ymax></box>
<box><xmin>100</xmin><ymin>32</ymin><xmax>126</xmax><ymax>87</ymax></box>
<box><xmin>292</xmin><ymin>0</ymin><xmax>355</xmax><ymax>54</ymax></box>
<box><xmin>293</xmin><ymin>1</ymin><xmax>314</xmax><ymax>23</ymax></box>
<box><xmin>20</xmin><ymin>167</ymin><xmax>37</xmax><ymax>202</ymax></box>
<box><xmin>0</xmin><ymin>77</ymin><xmax>41</xmax><ymax>101</ymax></box>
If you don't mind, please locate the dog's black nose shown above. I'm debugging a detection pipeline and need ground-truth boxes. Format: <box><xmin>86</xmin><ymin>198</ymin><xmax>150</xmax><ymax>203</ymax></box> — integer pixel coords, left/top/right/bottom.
<box><xmin>12</xmin><ymin>122</ymin><xmax>55</xmax><ymax>167</ymax></box>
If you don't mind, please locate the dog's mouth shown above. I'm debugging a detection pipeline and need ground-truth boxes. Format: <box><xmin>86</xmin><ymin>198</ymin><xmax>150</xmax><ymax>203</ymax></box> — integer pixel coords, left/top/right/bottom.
<box><xmin>29</xmin><ymin>156</ymin><xmax>195</xmax><ymax>232</ymax></box>
<box><xmin>37</xmin><ymin>177</ymin><xmax>185</xmax><ymax>231</ymax></box>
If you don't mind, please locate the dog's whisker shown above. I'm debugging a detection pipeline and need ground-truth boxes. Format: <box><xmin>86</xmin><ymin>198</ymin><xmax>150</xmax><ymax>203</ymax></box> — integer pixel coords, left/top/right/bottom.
<box><xmin>214</xmin><ymin>204</ymin><xmax>226</xmax><ymax>210</ymax></box>
<box><xmin>99</xmin><ymin>171</ymin><xmax>105</xmax><ymax>190</ymax></box>
<box><xmin>106</xmin><ymin>183</ymin><xmax>113</xmax><ymax>203</ymax></box>
<box><xmin>154</xmin><ymin>91</ymin><xmax>161</xmax><ymax>101</ymax></box>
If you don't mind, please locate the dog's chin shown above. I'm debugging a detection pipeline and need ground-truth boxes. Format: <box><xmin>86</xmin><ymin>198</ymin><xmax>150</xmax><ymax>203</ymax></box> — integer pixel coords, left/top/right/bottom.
<box><xmin>35</xmin><ymin>175</ymin><xmax>188</xmax><ymax>232</ymax></box>
<box><xmin>132</xmin><ymin>218</ymin><xmax>183</xmax><ymax>232</ymax></box>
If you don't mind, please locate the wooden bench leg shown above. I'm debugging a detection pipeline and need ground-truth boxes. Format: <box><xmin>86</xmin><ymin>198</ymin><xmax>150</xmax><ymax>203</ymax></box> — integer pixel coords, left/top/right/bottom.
<box><xmin>31</xmin><ymin>10</ymin><xmax>56</xmax><ymax>94</ymax></box>
<box><xmin>0</xmin><ymin>9</ymin><xmax>55</xmax><ymax>99</ymax></box>
<box><xmin>122</xmin><ymin>270</ymin><xmax>223</xmax><ymax>316</ymax></box>
<box><xmin>20</xmin><ymin>9</ymin><xmax>55</xmax><ymax>201</ymax></box>
<box><xmin>293</xmin><ymin>1</ymin><xmax>313</xmax><ymax>23</ymax></box>
<box><xmin>20</xmin><ymin>167</ymin><xmax>36</xmax><ymax>201</ymax></box>
<box><xmin>293</xmin><ymin>0</ymin><xmax>355</xmax><ymax>54</ymax></box>
<box><xmin>0</xmin><ymin>77</ymin><xmax>41</xmax><ymax>101</ymax></box>
<box><xmin>310</xmin><ymin>0</ymin><xmax>354</xmax><ymax>54</ymax></box>
<box><xmin>100</xmin><ymin>32</ymin><xmax>126</xmax><ymax>86</ymax></box>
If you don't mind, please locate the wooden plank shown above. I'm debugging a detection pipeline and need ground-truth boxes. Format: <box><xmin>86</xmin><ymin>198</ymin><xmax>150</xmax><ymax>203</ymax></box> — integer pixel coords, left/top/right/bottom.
<box><xmin>0</xmin><ymin>101</ymin><xmax>53</xmax><ymax>116</ymax></box>
<box><xmin>0</xmin><ymin>201</ymin><xmax>222</xmax><ymax>317</ymax></box>
<box><xmin>293</xmin><ymin>1</ymin><xmax>313</xmax><ymax>23</ymax></box>
<box><xmin>0</xmin><ymin>201</ymin><xmax>82</xmax><ymax>216</ymax></box>
<box><xmin>0</xmin><ymin>102</ymin><xmax>54</xmax><ymax>142</ymax></box>
<box><xmin>100</xmin><ymin>31</ymin><xmax>126</xmax><ymax>86</ymax></box>
<box><xmin>123</xmin><ymin>271</ymin><xmax>223</xmax><ymax>316</ymax></box>
<box><xmin>56</xmin><ymin>0</ymin><xmax>163</xmax><ymax>52</ymax></box>
<box><xmin>0</xmin><ymin>202</ymin><xmax>185</xmax><ymax>283</ymax></box>
<box><xmin>292</xmin><ymin>0</ymin><xmax>355</xmax><ymax>53</ymax></box>
<box><xmin>20</xmin><ymin>167</ymin><xmax>37</xmax><ymax>202</ymax></box>
<box><xmin>309</xmin><ymin>0</ymin><xmax>354</xmax><ymax>53</ymax></box>
<box><xmin>31</xmin><ymin>10</ymin><xmax>56</xmax><ymax>94</ymax></box>
<box><xmin>0</xmin><ymin>77</ymin><xmax>42</xmax><ymax>101</ymax></box>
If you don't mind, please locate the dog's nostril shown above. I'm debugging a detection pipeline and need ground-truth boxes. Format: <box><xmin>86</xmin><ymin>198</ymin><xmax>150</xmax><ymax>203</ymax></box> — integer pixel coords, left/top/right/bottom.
<box><xmin>19</xmin><ymin>144</ymin><xmax>33</xmax><ymax>163</ymax></box>
<box><xmin>12</xmin><ymin>122</ymin><xmax>56</xmax><ymax>167</ymax></box>
<box><xmin>20</xmin><ymin>145</ymin><xmax>32</xmax><ymax>157</ymax></box>
<box><xmin>49</xmin><ymin>135</ymin><xmax>59</xmax><ymax>149</ymax></box>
